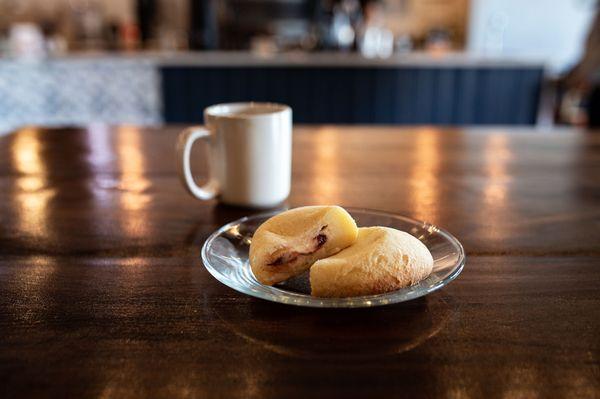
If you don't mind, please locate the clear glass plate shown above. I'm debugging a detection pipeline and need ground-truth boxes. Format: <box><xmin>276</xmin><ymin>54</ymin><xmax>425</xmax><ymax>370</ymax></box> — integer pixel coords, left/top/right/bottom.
<box><xmin>201</xmin><ymin>208</ymin><xmax>465</xmax><ymax>308</ymax></box>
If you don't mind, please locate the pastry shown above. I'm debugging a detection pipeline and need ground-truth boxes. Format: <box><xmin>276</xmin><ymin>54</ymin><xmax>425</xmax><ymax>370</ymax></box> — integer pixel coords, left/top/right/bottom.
<box><xmin>310</xmin><ymin>226</ymin><xmax>433</xmax><ymax>297</ymax></box>
<box><xmin>249</xmin><ymin>206</ymin><xmax>358</xmax><ymax>285</ymax></box>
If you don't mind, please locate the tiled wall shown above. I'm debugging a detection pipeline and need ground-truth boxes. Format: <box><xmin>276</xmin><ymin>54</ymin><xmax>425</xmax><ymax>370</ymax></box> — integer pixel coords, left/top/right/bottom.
<box><xmin>0</xmin><ymin>58</ymin><xmax>161</xmax><ymax>134</ymax></box>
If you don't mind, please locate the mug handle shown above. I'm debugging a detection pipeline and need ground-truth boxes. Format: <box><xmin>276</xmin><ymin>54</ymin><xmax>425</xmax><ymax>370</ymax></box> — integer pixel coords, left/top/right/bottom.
<box><xmin>176</xmin><ymin>126</ymin><xmax>219</xmax><ymax>200</ymax></box>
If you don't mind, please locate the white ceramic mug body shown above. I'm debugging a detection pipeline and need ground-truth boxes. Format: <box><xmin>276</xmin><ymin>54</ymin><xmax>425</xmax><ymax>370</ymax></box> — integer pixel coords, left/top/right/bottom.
<box><xmin>178</xmin><ymin>102</ymin><xmax>292</xmax><ymax>208</ymax></box>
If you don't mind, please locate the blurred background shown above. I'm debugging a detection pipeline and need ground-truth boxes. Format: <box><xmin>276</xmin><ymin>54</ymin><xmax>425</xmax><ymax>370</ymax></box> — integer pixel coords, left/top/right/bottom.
<box><xmin>0</xmin><ymin>0</ymin><xmax>598</xmax><ymax>133</ymax></box>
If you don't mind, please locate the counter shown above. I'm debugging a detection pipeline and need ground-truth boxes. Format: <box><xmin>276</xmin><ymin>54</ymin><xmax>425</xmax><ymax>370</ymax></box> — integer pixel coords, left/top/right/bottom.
<box><xmin>0</xmin><ymin>51</ymin><xmax>546</xmax><ymax>131</ymax></box>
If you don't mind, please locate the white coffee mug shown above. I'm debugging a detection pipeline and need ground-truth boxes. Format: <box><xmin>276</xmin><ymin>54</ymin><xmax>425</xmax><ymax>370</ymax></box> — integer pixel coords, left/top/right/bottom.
<box><xmin>176</xmin><ymin>102</ymin><xmax>292</xmax><ymax>207</ymax></box>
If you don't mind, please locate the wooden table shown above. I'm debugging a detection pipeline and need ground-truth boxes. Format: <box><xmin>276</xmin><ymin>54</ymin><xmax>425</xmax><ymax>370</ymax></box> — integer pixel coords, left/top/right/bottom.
<box><xmin>1</xmin><ymin>126</ymin><xmax>598</xmax><ymax>398</ymax></box>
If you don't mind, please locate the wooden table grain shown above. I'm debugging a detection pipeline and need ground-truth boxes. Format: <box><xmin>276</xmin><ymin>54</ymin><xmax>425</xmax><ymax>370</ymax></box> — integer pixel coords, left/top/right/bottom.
<box><xmin>0</xmin><ymin>126</ymin><xmax>598</xmax><ymax>398</ymax></box>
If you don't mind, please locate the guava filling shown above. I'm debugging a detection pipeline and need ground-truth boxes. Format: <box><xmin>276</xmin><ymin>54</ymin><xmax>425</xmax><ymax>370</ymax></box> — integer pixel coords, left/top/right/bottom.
<box><xmin>267</xmin><ymin>226</ymin><xmax>328</xmax><ymax>266</ymax></box>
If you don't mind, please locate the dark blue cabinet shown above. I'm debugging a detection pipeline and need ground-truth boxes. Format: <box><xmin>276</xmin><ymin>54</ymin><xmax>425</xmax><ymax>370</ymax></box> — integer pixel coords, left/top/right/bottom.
<box><xmin>161</xmin><ymin>66</ymin><xmax>543</xmax><ymax>125</ymax></box>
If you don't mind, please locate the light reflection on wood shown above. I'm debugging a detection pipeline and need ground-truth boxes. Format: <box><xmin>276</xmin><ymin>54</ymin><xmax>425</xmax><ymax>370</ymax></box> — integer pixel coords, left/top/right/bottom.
<box><xmin>484</xmin><ymin>134</ymin><xmax>512</xmax><ymax>206</ymax></box>
<box><xmin>10</xmin><ymin>128</ymin><xmax>52</xmax><ymax>240</ymax></box>
<box><xmin>11</xmin><ymin>127</ymin><xmax>45</xmax><ymax>175</ymax></box>
<box><xmin>409</xmin><ymin>128</ymin><xmax>441</xmax><ymax>222</ymax></box>
<box><xmin>116</xmin><ymin>126</ymin><xmax>152</xmax><ymax>236</ymax></box>
<box><xmin>482</xmin><ymin>133</ymin><xmax>512</xmax><ymax>241</ymax></box>
<box><xmin>310</xmin><ymin>127</ymin><xmax>340</xmax><ymax>203</ymax></box>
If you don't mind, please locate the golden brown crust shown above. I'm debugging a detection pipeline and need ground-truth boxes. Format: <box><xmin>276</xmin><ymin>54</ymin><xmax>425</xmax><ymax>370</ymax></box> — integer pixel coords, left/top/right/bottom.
<box><xmin>310</xmin><ymin>227</ymin><xmax>433</xmax><ymax>297</ymax></box>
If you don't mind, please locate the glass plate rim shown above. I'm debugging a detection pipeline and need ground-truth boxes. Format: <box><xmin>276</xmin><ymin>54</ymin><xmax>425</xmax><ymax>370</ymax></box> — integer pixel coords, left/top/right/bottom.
<box><xmin>201</xmin><ymin>207</ymin><xmax>466</xmax><ymax>308</ymax></box>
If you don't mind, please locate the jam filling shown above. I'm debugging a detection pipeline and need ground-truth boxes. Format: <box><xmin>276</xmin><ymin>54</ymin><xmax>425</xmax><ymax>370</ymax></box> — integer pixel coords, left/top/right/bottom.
<box><xmin>267</xmin><ymin>226</ymin><xmax>328</xmax><ymax>266</ymax></box>
<box><xmin>315</xmin><ymin>234</ymin><xmax>327</xmax><ymax>248</ymax></box>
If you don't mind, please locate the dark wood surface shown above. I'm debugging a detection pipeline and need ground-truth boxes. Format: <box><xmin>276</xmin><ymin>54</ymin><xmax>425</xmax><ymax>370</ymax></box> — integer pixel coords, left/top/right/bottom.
<box><xmin>0</xmin><ymin>126</ymin><xmax>599</xmax><ymax>398</ymax></box>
